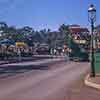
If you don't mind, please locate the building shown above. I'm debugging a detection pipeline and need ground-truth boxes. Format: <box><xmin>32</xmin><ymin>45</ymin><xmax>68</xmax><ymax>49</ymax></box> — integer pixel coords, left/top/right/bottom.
<box><xmin>67</xmin><ymin>24</ymin><xmax>91</xmax><ymax>53</ymax></box>
<box><xmin>94</xmin><ymin>26</ymin><xmax>100</xmax><ymax>48</ymax></box>
<box><xmin>69</xmin><ymin>25</ymin><xmax>89</xmax><ymax>37</ymax></box>
<box><xmin>68</xmin><ymin>25</ymin><xmax>90</xmax><ymax>44</ymax></box>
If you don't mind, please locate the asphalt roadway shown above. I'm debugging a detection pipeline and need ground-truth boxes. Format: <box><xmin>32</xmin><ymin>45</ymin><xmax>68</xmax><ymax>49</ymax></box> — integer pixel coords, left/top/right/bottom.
<box><xmin>0</xmin><ymin>59</ymin><xmax>90</xmax><ymax>100</ymax></box>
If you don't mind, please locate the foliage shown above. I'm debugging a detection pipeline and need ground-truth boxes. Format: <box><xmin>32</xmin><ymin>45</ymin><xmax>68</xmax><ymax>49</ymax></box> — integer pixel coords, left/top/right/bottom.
<box><xmin>0</xmin><ymin>22</ymin><xmax>90</xmax><ymax>49</ymax></box>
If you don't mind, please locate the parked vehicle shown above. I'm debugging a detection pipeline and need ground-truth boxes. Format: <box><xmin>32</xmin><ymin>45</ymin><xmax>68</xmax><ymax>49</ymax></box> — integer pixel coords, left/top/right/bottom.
<box><xmin>36</xmin><ymin>46</ymin><xmax>50</xmax><ymax>55</ymax></box>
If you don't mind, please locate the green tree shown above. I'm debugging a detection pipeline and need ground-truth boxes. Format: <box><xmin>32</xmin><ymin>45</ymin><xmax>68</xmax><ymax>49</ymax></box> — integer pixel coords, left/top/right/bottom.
<box><xmin>58</xmin><ymin>24</ymin><xmax>70</xmax><ymax>43</ymax></box>
<box><xmin>0</xmin><ymin>22</ymin><xmax>8</xmax><ymax>39</ymax></box>
<box><xmin>59</xmin><ymin>24</ymin><xmax>70</xmax><ymax>34</ymax></box>
<box><xmin>39</xmin><ymin>29</ymin><xmax>47</xmax><ymax>43</ymax></box>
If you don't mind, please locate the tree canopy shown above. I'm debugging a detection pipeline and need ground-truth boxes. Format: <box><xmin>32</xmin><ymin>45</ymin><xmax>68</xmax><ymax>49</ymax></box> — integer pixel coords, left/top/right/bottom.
<box><xmin>0</xmin><ymin>22</ymin><xmax>90</xmax><ymax>49</ymax></box>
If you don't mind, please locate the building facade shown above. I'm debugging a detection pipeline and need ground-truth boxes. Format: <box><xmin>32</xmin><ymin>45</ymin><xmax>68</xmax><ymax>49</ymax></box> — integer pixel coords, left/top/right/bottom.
<box><xmin>68</xmin><ymin>24</ymin><xmax>90</xmax><ymax>52</ymax></box>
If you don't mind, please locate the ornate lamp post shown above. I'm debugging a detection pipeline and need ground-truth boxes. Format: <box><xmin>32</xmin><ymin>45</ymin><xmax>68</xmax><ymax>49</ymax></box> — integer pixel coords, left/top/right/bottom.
<box><xmin>88</xmin><ymin>4</ymin><xmax>96</xmax><ymax>77</ymax></box>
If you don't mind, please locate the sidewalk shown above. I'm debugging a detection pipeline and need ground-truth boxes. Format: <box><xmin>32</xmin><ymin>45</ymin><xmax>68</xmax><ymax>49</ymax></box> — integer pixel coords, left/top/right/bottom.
<box><xmin>0</xmin><ymin>58</ymin><xmax>65</xmax><ymax>67</ymax></box>
<box><xmin>0</xmin><ymin>55</ymin><xmax>66</xmax><ymax>65</ymax></box>
<box><xmin>66</xmin><ymin>73</ymin><xmax>100</xmax><ymax>100</ymax></box>
<box><xmin>0</xmin><ymin>61</ymin><xmax>9</xmax><ymax>65</ymax></box>
<box><xmin>84</xmin><ymin>74</ymin><xmax>100</xmax><ymax>90</ymax></box>
<box><xmin>0</xmin><ymin>56</ymin><xmax>54</xmax><ymax>65</ymax></box>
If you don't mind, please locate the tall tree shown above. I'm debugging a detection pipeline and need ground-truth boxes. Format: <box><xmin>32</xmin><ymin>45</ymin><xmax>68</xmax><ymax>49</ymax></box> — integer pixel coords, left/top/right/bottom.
<box><xmin>0</xmin><ymin>22</ymin><xmax>8</xmax><ymax>38</ymax></box>
<box><xmin>59</xmin><ymin>24</ymin><xmax>70</xmax><ymax>34</ymax></box>
<box><xmin>58</xmin><ymin>24</ymin><xmax>70</xmax><ymax>44</ymax></box>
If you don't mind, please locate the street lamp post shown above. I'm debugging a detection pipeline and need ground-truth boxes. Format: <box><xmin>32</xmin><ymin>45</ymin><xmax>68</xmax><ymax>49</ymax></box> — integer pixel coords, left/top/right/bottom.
<box><xmin>88</xmin><ymin>4</ymin><xmax>96</xmax><ymax>77</ymax></box>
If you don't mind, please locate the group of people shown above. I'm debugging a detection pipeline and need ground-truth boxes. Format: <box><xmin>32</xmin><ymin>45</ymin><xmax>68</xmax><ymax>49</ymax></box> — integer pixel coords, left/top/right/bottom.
<box><xmin>0</xmin><ymin>44</ymin><xmax>34</xmax><ymax>60</ymax></box>
<box><xmin>50</xmin><ymin>48</ymin><xmax>68</xmax><ymax>56</ymax></box>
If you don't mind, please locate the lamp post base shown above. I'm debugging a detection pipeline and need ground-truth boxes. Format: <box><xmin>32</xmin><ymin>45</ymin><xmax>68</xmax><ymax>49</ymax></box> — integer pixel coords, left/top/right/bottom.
<box><xmin>90</xmin><ymin>73</ymin><xmax>95</xmax><ymax>77</ymax></box>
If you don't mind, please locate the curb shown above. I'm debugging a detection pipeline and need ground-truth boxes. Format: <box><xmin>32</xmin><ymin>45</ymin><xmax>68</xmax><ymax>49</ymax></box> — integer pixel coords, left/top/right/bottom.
<box><xmin>0</xmin><ymin>58</ymin><xmax>65</xmax><ymax>67</ymax></box>
<box><xmin>84</xmin><ymin>74</ymin><xmax>100</xmax><ymax>90</ymax></box>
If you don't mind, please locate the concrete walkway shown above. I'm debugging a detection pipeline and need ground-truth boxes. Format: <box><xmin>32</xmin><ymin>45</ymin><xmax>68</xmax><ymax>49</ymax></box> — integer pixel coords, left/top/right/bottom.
<box><xmin>0</xmin><ymin>62</ymin><xmax>89</xmax><ymax>100</ymax></box>
<box><xmin>85</xmin><ymin>74</ymin><xmax>100</xmax><ymax>90</ymax></box>
<box><xmin>0</xmin><ymin>58</ymin><xmax>65</xmax><ymax>67</ymax></box>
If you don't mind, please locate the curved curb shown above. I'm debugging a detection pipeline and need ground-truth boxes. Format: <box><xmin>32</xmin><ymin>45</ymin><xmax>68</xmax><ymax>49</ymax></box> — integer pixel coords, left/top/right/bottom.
<box><xmin>84</xmin><ymin>74</ymin><xmax>100</xmax><ymax>90</ymax></box>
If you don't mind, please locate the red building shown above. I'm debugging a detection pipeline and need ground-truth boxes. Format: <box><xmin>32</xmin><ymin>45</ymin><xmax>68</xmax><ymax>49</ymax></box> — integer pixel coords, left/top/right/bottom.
<box><xmin>69</xmin><ymin>25</ymin><xmax>89</xmax><ymax>33</ymax></box>
<box><xmin>68</xmin><ymin>24</ymin><xmax>90</xmax><ymax>46</ymax></box>
<box><xmin>69</xmin><ymin>25</ymin><xmax>89</xmax><ymax>39</ymax></box>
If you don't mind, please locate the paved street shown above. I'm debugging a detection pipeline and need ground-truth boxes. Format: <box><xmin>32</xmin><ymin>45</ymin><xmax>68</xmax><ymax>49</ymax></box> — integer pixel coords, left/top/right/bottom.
<box><xmin>68</xmin><ymin>77</ymin><xmax>100</xmax><ymax>100</ymax></box>
<box><xmin>0</xmin><ymin>58</ymin><xmax>65</xmax><ymax>78</ymax></box>
<box><xmin>0</xmin><ymin>59</ymin><xmax>91</xmax><ymax>100</ymax></box>
<box><xmin>0</xmin><ymin>1</ymin><xmax>100</xmax><ymax>100</ymax></box>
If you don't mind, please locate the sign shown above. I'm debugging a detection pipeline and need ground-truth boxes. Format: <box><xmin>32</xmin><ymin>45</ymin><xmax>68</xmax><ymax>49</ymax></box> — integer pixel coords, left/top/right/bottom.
<box><xmin>16</xmin><ymin>42</ymin><xmax>25</xmax><ymax>46</ymax></box>
<box><xmin>74</xmin><ymin>40</ymin><xmax>86</xmax><ymax>44</ymax></box>
<box><xmin>93</xmin><ymin>40</ymin><xmax>96</xmax><ymax>49</ymax></box>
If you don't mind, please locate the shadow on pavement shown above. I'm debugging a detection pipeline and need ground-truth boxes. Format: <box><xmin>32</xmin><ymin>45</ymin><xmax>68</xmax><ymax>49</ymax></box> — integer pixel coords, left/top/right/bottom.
<box><xmin>0</xmin><ymin>64</ymin><xmax>49</xmax><ymax>78</ymax></box>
